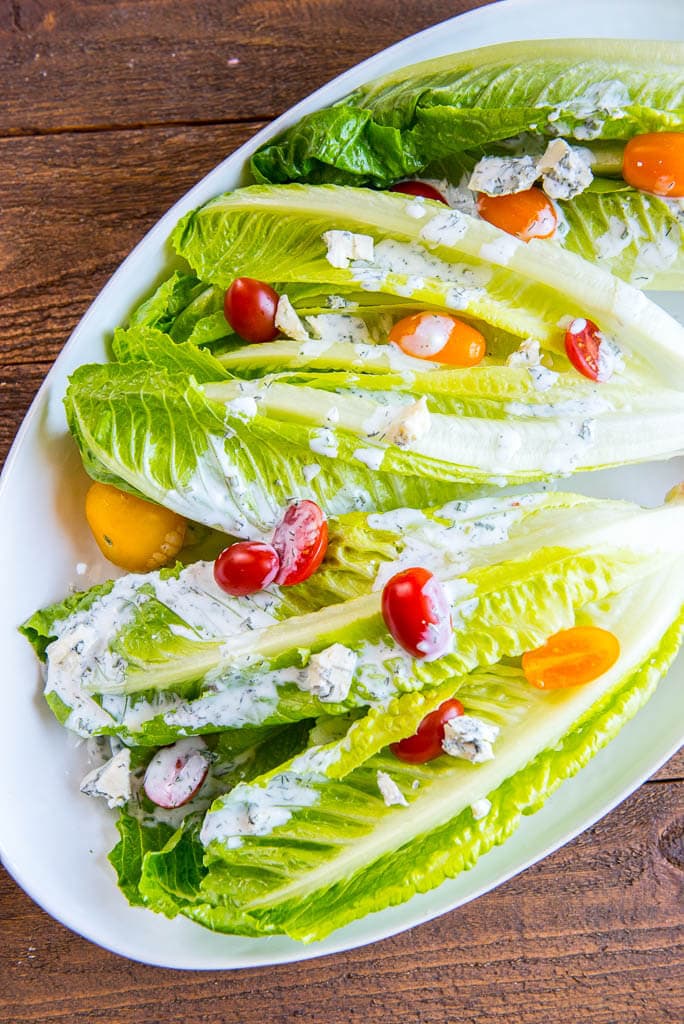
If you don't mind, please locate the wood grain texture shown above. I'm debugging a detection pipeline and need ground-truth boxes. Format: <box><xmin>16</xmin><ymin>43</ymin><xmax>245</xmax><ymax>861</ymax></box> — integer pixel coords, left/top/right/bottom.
<box><xmin>1</xmin><ymin>783</ymin><xmax>682</xmax><ymax>1023</ymax></box>
<box><xmin>0</xmin><ymin>121</ymin><xmax>263</xmax><ymax>466</ymax></box>
<box><xmin>0</xmin><ymin>0</ymin><xmax>492</xmax><ymax>135</ymax></box>
<box><xmin>0</xmin><ymin>0</ymin><xmax>682</xmax><ymax>1018</ymax></box>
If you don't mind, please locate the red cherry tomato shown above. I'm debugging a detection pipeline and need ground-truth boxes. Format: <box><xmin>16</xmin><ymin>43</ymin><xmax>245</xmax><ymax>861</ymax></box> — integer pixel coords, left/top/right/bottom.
<box><xmin>143</xmin><ymin>739</ymin><xmax>210</xmax><ymax>809</ymax></box>
<box><xmin>622</xmin><ymin>132</ymin><xmax>684</xmax><ymax>198</ymax></box>
<box><xmin>564</xmin><ymin>317</ymin><xmax>603</xmax><ymax>381</ymax></box>
<box><xmin>381</xmin><ymin>566</ymin><xmax>452</xmax><ymax>660</ymax></box>
<box><xmin>272</xmin><ymin>500</ymin><xmax>328</xmax><ymax>586</ymax></box>
<box><xmin>389</xmin><ymin>181</ymin><xmax>448</xmax><ymax>204</ymax></box>
<box><xmin>214</xmin><ymin>541</ymin><xmax>280</xmax><ymax>596</ymax></box>
<box><xmin>390</xmin><ymin>698</ymin><xmax>464</xmax><ymax>763</ymax></box>
<box><xmin>476</xmin><ymin>187</ymin><xmax>557</xmax><ymax>242</ymax></box>
<box><xmin>224</xmin><ymin>277</ymin><xmax>280</xmax><ymax>344</ymax></box>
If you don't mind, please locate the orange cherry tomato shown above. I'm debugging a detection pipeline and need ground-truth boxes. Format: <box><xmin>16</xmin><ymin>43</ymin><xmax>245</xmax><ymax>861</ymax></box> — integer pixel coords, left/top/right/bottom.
<box><xmin>522</xmin><ymin>626</ymin><xmax>620</xmax><ymax>690</ymax></box>
<box><xmin>476</xmin><ymin>187</ymin><xmax>558</xmax><ymax>242</ymax></box>
<box><xmin>622</xmin><ymin>132</ymin><xmax>684</xmax><ymax>197</ymax></box>
<box><xmin>388</xmin><ymin>312</ymin><xmax>486</xmax><ymax>366</ymax></box>
<box><xmin>85</xmin><ymin>482</ymin><xmax>187</xmax><ymax>573</ymax></box>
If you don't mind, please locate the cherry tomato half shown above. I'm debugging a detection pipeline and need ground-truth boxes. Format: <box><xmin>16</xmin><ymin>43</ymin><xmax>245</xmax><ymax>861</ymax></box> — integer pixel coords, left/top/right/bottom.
<box><xmin>564</xmin><ymin>317</ymin><xmax>603</xmax><ymax>381</ymax></box>
<box><xmin>622</xmin><ymin>132</ymin><xmax>684</xmax><ymax>198</ymax></box>
<box><xmin>214</xmin><ymin>541</ymin><xmax>280</xmax><ymax>596</ymax></box>
<box><xmin>224</xmin><ymin>277</ymin><xmax>280</xmax><ymax>344</ymax></box>
<box><xmin>381</xmin><ymin>567</ymin><xmax>452</xmax><ymax>661</ymax></box>
<box><xmin>522</xmin><ymin>626</ymin><xmax>620</xmax><ymax>690</ymax></box>
<box><xmin>388</xmin><ymin>312</ymin><xmax>486</xmax><ymax>367</ymax></box>
<box><xmin>476</xmin><ymin>187</ymin><xmax>558</xmax><ymax>242</ymax></box>
<box><xmin>143</xmin><ymin>739</ymin><xmax>210</xmax><ymax>809</ymax></box>
<box><xmin>272</xmin><ymin>500</ymin><xmax>328</xmax><ymax>586</ymax></box>
<box><xmin>85</xmin><ymin>482</ymin><xmax>187</xmax><ymax>573</ymax></box>
<box><xmin>390</xmin><ymin>698</ymin><xmax>464</xmax><ymax>764</ymax></box>
<box><xmin>389</xmin><ymin>180</ymin><xmax>448</xmax><ymax>204</ymax></box>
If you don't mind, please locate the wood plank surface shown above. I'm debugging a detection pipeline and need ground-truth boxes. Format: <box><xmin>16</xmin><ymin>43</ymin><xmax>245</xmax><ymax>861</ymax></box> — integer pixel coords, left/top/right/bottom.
<box><xmin>0</xmin><ymin>1</ymin><xmax>682</xmax><ymax>1021</ymax></box>
<box><xmin>1</xmin><ymin>783</ymin><xmax>682</xmax><ymax>1023</ymax></box>
<box><xmin>0</xmin><ymin>0</ymin><xmax>491</xmax><ymax>135</ymax></box>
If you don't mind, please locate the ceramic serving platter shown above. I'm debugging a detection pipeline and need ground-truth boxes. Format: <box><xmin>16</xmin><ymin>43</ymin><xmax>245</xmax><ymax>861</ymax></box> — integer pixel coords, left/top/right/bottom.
<box><xmin>0</xmin><ymin>0</ymin><xmax>682</xmax><ymax>969</ymax></box>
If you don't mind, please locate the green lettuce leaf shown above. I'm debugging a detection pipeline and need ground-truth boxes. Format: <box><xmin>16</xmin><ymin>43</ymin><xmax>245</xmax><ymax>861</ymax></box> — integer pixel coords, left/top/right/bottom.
<box><xmin>64</xmin><ymin>357</ymin><xmax>459</xmax><ymax>538</ymax></box>
<box><xmin>251</xmin><ymin>39</ymin><xmax>684</xmax><ymax>187</ymax></box>
<box><xmin>187</xmin><ymin>563</ymin><xmax>684</xmax><ymax>940</ymax></box>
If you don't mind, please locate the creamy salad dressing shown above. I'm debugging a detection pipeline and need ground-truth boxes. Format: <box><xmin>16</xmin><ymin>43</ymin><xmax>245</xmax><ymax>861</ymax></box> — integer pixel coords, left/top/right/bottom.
<box><xmin>45</xmin><ymin>561</ymin><xmax>284</xmax><ymax>736</ymax></box>
<box><xmin>544</xmin><ymin>80</ymin><xmax>630</xmax><ymax>139</ymax></box>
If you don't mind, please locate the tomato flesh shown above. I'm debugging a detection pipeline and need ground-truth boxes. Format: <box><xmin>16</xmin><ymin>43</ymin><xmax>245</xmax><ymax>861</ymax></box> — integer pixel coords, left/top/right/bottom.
<box><xmin>272</xmin><ymin>500</ymin><xmax>328</xmax><ymax>586</ymax></box>
<box><xmin>388</xmin><ymin>312</ymin><xmax>486</xmax><ymax>367</ymax></box>
<box><xmin>389</xmin><ymin>180</ymin><xmax>448</xmax><ymax>204</ymax></box>
<box><xmin>381</xmin><ymin>566</ymin><xmax>452</xmax><ymax>660</ymax></box>
<box><xmin>390</xmin><ymin>698</ymin><xmax>464</xmax><ymax>763</ymax></box>
<box><xmin>522</xmin><ymin>626</ymin><xmax>620</xmax><ymax>690</ymax></box>
<box><xmin>224</xmin><ymin>277</ymin><xmax>280</xmax><ymax>343</ymax></box>
<box><xmin>564</xmin><ymin>317</ymin><xmax>603</xmax><ymax>381</ymax></box>
<box><xmin>623</xmin><ymin>132</ymin><xmax>684</xmax><ymax>197</ymax></box>
<box><xmin>214</xmin><ymin>541</ymin><xmax>280</xmax><ymax>596</ymax></box>
<box><xmin>85</xmin><ymin>482</ymin><xmax>187</xmax><ymax>573</ymax></box>
<box><xmin>476</xmin><ymin>187</ymin><xmax>557</xmax><ymax>241</ymax></box>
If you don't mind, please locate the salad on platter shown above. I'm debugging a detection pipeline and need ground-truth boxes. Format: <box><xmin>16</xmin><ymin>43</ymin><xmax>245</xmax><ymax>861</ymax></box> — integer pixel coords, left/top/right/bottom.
<box><xmin>20</xmin><ymin>38</ymin><xmax>684</xmax><ymax>943</ymax></box>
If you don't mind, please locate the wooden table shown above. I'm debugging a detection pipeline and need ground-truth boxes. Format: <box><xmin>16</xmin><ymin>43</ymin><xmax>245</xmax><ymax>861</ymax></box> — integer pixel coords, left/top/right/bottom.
<box><xmin>1</xmin><ymin>2</ymin><xmax>682</xmax><ymax>1020</ymax></box>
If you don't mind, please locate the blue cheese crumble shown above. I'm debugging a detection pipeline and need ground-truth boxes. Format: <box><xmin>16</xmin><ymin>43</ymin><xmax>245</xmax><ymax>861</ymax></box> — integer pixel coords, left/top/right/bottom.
<box><xmin>306</xmin><ymin>643</ymin><xmax>357</xmax><ymax>702</ymax></box>
<box><xmin>442</xmin><ymin>715</ymin><xmax>500</xmax><ymax>763</ymax></box>
<box><xmin>376</xmin><ymin>770</ymin><xmax>408</xmax><ymax>807</ymax></box>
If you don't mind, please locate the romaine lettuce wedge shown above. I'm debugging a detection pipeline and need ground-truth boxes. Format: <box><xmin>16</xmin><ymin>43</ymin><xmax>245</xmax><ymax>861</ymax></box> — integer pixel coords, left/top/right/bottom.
<box><xmin>251</xmin><ymin>40</ymin><xmax>684</xmax><ymax>186</ymax></box>
<box><xmin>124</xmin><ymin>563</ymin><xmax>684</xmax><ymax>939</ymax></box>
<box><xmin>249</xmin><ymin>40</ymin><xmax>684</xmax><ymax>289</ymax></box>
<box><xmin>23</xmin><ymin>492</ymin><xmax>684</xmax><ymax>747</ymax></box>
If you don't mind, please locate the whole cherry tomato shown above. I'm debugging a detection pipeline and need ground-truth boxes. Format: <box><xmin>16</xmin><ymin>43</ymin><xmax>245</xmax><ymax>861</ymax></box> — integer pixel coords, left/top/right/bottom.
<box><xmin>476</xmin><ymin>186</ymin><xmax>558</xmax><ymax>241</ymax></box>
<box><xmin>381</xmin><ymin>566</ymin><xmax>452</xmax><ymax>660</ymax></box>
<box><xmin>214</xmin><ymin>541</ymin><xmax>280</xmax><ymax>596</ymax></box>
<box><xmin>224</xmin><ymin>277</ymin><xmax>280</xmax><ymax>343</ymax></box>
<box><xmin>622</xmin><ymin>132</ymin><xmax>684</xmax><ymax>197</ymax></box>
<box><xmin>390</xmin><ymin>698</ymin><xmax>464</xmax><ymax>763</ymax></box>
<box><xmin>389</xmin><ymin>181</ymin><xmax>448</xmax><ymax>204</ymax></box>
<box><xmin>388</xmin><ymin>312</ymin><xmax>486</xmax><ymax>367</ymax></box>
<box><xmin>85</xmin><ymin>482</ymin><xmax>186</xmax><ymax>573</ymax></box>
<box><xmin>272</xmin><ymin>500</ymin><xmax>328</xmax><ymax>586</ymax></box>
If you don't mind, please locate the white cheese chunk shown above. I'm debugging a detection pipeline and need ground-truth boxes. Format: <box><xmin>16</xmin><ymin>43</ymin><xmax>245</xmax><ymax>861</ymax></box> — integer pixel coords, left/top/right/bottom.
<box><xmin>506</xmin><ymin>338</ymin><xmax>542</xmax><ymax>368</ymax></box>
<box><xmin>538</xmin><ymin>139</ymin><xmax>593</xmax><ymax>200</ymax></box>
<box><xmin>383</xmin><ymin>396</ymin><xmax>431</xmax><ymax>447</ymax></box>
<box><xmin>376</xmin><ymin>770</ymin><xmax>409</xmax><ymax>808</ymax></box>
<box><xmin>306</xmin><ymin>643</ymin><xmax>357</xmax><ymax>702</ymax></box>
<box><xmin>80</xmin><ymin>748</ymin><xmax>131</xmax><ymax>809</ymax></box>
<box><xmin>322</xmin><ymin>230</ymin><xmax>374</xmax><ymax>269</ymax></box>
<box><xmin>468</xmin><ymin>155</ymin><xmax>539</xmax><ymax>196</ymax></box>
<box><xmin>471</xmin><ymin>797</ymin><xmax>492</xmax><ymax>821</ymax></box>
<box><xmin>275</xmin><ymin>294</ymin><xmax>310</xmax><ymax>342</ymax></box>
<box><xmin>442</xmin><ymin>715</ymin><xmax>500</xmax><ymax>763</ymax></box>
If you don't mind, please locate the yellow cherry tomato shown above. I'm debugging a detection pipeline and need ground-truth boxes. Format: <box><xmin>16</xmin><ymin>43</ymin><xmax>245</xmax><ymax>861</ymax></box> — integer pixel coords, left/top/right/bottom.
<box><xmin>85</xmin><ymin>482</ymin><xmax>187</xmax><ymax>572</ymax></box>
<box><xmin>476</xmin><ymin>186</ymin><xmax>558</xmax><ymax>241</ymax></box>
<box><xmin>622</xmin><ymin>132</ymin><xmax>684</xmax><ymax>197</ymax></box>
<box><xmin>522</xmin><ymin>626</ymin><xmax>620</xmax><ymax>690</ymax></box>
<box><xmin>388</xmin><ymin>312</ymin><xmax>486</xmax><ymax>366</ymax></box>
